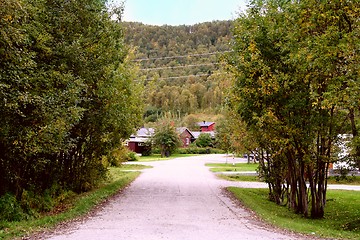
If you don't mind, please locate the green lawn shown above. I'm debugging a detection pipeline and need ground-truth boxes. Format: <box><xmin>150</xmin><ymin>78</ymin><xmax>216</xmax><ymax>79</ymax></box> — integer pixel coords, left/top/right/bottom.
<box><xmin>228</xmin><ymin>187</ymin><xmax>360</xmax><ymax>239</ymax></box>
<box><xmin>0</xmin><ymin>169</ymin><xmax>140</xmax><ymax>240</ymax></box>
<box><xmin>218</xmin><ymin>174</ymin><xmax>360</xmax><ymax>184</ymax></box>
<box><xmin>205</xmin><ymin>163</ymin><xmax>258</xmax><ymax>172</ymax></box>
<box><xmin>219</xmin><ymin>174</ymin><xmax>261</xmax><ymax>182</ymax></box>
<box><xmin>119</xmin><ymin>164</ymin><xmax>152</xmax><ymax>170</ymax></box>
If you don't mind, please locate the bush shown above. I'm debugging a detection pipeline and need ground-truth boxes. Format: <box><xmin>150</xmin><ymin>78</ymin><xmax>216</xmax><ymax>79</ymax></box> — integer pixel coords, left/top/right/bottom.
<box><xmin>141</xmin><ymin>141</ymin><xmax>152</xmax><ymax>156</ymax></box>
<box><xmin>152</xmin><ymin>148</ymin><xmax>161</xmax><ymax>154</ymax></box>
<box><xmin>108</xmin><ymin>147</ymin><xmax>139</xmax><ymax>165</ymax></box>
<box><xmin>20</xmin><ymin>190</ymin><xmax>55</xmax><ymax>215</ymax></box>
<box><xmin>176</xmin><ymin>147</ymin><xmax>225</xmax><ymax>154</ymax></box>
<box><xmin>126</xmin><ymin>151</ymin><xmax>138</xmax><ymax>161</ymax></box>
<box><xmin>0</xmin><ymin>194</ymin><xmax>26</xmax><ymax>221</ymax></box>
<box><xmin>210</xmin><ymin>148</ymin><xmax>226</xmax><ymax>154</ymax></box>
<box><xmin>194</xmin><ymin>133</ymin><xmax>213</xmax><ymax>148</ymax></box>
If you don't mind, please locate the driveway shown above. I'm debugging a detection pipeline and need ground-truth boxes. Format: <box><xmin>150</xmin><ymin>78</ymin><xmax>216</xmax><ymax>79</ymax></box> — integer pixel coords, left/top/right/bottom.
<box><xmin>45</xmin><ymin>155</ymin><xmax>315</xmax><ymax>240</ymax></box>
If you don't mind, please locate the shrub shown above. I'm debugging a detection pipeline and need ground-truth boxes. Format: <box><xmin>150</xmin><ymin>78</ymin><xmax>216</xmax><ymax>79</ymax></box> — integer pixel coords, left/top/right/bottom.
<box><xmin>210</xmin><ymin>148</ymin><xmax>226</xmax><ymax>154</ymax></box>
<box><xmin>126</xmin><ymin>151</ymin><xmax>138</xmax><ymax>161</ymax></box>
<box><xmin>108</xmin><ymin>147</ymin><xmax>139</xmax><ymax>165</ymax></box>
<box><xmin>0</xmin><ymin>193</ymin><xmax>26</xmax><ymax>221</ymax></box>
<box><xmin>20</xmin><ymin>190</ymin><xmax>55</xmax><ymax>215</ymax></box>
<box><xmin>141</xmin><ymin>141</ymin><xmax>152</xmax><ymax>156</ymax></box>
<box><xmin>195</xmin><ymin>133</ymin><xmax>213</xmax><ymax>148</ymax></box>
<box><xmin>176</xmin><ymin>147</ymin><xmax>225</xmax><ymax>154</ymax></box>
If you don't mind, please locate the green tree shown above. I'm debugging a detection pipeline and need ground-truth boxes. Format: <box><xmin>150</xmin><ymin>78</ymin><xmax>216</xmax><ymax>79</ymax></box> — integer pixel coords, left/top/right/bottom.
<box><xmin>195</xmin><ymin>133</ymin><xmax>213</xmax><ymax>148</ymax></box>
<box><xmin>227</xmin><ymin>0</ymin><xmax>359</xmax><ymax>218</ymax></box>
<box><xmin>0</xmin><ymin>0</ymin><xmax>142</xmax><ymax>202</ymax></box>
<box><xmin>152</xmin><ymin>119</ymin><xmax>181</xmax><ymax>157</ymax></box>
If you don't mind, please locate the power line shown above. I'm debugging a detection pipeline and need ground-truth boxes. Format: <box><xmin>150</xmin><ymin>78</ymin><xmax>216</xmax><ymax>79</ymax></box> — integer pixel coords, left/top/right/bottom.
<box><xmin>136</xmin><ymin>73</ymin><xmax>223</xmax><ymax>82</ymax></box>
<box><xmin>133</xmin><ymin>51</ymin><xmax>232</xmax><ymax>62</ymax></box>
<box><xmin>139</xmin><ymin>63</ymin><xmax>219</xmax><ymax>71</ymax></box>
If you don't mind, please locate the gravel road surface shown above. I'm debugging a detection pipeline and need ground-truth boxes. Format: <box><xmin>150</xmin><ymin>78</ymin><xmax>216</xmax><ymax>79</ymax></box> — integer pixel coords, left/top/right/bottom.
<box><xmin>44</xmin><ymin>155</ymin><xmax>321</xmax><ymax>240</ymax></box>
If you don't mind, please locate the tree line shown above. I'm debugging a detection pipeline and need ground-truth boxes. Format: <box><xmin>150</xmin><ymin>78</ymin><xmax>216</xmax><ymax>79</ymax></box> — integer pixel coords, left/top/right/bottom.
<box><xmin>123</xmin><ymin>21</ymin><xmax>233</xmax><ymax>120</ymax></box>
<box><xmin>225</xmin><ymin>0</ymin><xmax>359</xmax><ymax>219</ymax></box>
<box><xmin>0</xmin><ymin>0</ymin><xmax>142</xmax><ymax>210</ymax></box>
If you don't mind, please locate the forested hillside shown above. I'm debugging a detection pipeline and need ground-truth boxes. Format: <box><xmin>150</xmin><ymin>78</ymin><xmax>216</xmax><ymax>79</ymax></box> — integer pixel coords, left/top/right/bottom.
<box><xmin>123</xmin><ymin>21</ymin><xmax>233</xmax><ymax>122</ymax></box>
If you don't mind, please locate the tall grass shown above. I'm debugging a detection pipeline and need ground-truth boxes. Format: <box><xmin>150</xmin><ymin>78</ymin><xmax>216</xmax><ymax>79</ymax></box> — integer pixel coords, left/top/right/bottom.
<box><xmin>0</xmin><ymin>170</ymin><xmax>140</xmax><ymax>239</ymax></box>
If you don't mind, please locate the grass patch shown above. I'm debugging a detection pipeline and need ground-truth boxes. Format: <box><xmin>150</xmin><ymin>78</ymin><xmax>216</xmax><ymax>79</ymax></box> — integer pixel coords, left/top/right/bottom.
<box><xmin>119</xmin><ymin>164</ymin><xmax>152</xmax><ymax>170</ymax></box>
<box><xmin>327</xmin><ymin>176</ymin><xmax>360</xmax><ymax>185</ymax></box>
<box><xmin>228</xmin><ymin>187</ymin><xmax>360</xmax><ymax>239</ymax></box>
<box><xmin>0</xmin><ymin>169</ymin><xmax>140</xmax><ymax>240</ymax></box>
<box><xmin>206</xmin><ymin>163</ymin><xmax>258</xmax><ymax>172</ymax></box>
<box><xmin>138</xmin><ymin>153</ymin><xmax>197</xmax><ymax>162</ymax></box>
<box><xmin>218</xmin><ymin>174</ymin><xmax>261</xmax><ymax>182</ymax></box>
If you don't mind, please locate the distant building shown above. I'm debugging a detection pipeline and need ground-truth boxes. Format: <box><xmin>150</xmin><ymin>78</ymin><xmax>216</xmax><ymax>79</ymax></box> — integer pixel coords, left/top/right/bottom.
<box><xmin>177</xmin><ymin>127</ymin><xmax>195</xmax><ymax>148</ymax></box>
<box><xmin>126</xmin><ymin>127</ymin><xmax>154</xmax><ymax>153</ymax></box>
<box><xmin>126</xmin><ymin>121</ymin><xmax>217</xmax><ymax>153</ymax></box>
<box><xmin>197</xmin><ymin>121</ymin><xmax>216</xmax><ymax>132</ymax></box>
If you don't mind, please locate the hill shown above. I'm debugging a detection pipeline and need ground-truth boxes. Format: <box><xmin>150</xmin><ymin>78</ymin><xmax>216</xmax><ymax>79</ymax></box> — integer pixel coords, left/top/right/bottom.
<box><xmin>123</xmin><ymin>21</ymin><xmax>233</xmax><ymax>122</ymax></box>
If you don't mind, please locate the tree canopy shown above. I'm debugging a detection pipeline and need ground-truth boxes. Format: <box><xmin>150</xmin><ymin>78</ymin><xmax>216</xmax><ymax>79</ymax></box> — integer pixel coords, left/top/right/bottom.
<box><xmin>152</xmin><ymin>119</ymin><xmax>181</xmax><ymax>157</ymax></box>
<box><xmin>226</xmin><ymin>0</ymin><xmax>360</xmax><ymax>218</ymax></box>
<box><xmin>123</xmin><ymin>21</ymin><xmax>233</xmax><ymax>120</ymax></box>
<box><xmin>0</xmin><ymin>0</ymin><xmax>142</xmax><ymax>204</ymax></box>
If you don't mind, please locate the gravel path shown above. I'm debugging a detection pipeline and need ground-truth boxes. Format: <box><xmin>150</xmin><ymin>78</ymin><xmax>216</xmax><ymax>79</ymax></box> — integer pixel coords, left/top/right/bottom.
<box><xmin>44</xmin><ymin>155</ymin><xmax>320</xmax><ymax>240</ymax></box>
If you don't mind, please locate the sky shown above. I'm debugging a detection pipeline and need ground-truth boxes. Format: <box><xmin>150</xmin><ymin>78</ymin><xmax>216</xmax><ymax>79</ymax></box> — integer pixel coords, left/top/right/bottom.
<box><xmin>121</xmin><ymin>0</ymin><xmax>248</xmax><ymax>26</ymax></box>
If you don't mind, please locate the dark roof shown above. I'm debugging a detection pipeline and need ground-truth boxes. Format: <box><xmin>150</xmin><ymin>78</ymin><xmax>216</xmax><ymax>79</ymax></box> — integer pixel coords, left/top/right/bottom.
<box><xmin>176</xmin><ymin>127</ymin><xmax>195</xmax><ymax>138</ymax></box>
<box><xmin>197</xmin><ymin>121</ymin><xmax>215</xmax><ymax>127</ymax></box>
<box><xmin>130</xmin><ymin>127</ymin><xmax>154</xmax><ymax>138</ymax></box>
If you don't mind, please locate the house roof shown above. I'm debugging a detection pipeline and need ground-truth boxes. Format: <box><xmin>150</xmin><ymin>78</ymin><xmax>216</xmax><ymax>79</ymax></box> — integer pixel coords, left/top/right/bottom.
<box><xmin>176</xmin><ymin>127</ymin><xmax>195</xmax><ymax>138</ymax></box>
<box><xmin>127</xmin><ymin>137</ymin><xmax>150</xmax><ymax>143</ymax></box>
<box><xmin>197</xmin><ymin>121</ymin><xmax>215</xmax><ymax>127</ymax></box>
<box><xmin>130</xmin><ymin>127</ymin><xmax>154</xmax><ymax>138</ymax></box>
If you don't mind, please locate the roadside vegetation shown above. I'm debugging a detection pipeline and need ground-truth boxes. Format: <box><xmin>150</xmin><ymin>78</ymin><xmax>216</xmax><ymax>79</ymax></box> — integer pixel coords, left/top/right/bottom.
<box><xmin>119</xmin><ymin>164</ymin><xmax>153</xmax><ymax>170</ymax></box>
<box><xmin>327</xmin><ymin>176</ymin><xmax>360</xmax><ymax>185</ymax></box>
<box><xmin>0</xmin><ymin>167</ymin><xmax>140</xmax><ymax>240</ymax></box>
<box><xmin>228</xmin><ymin>188</ymin><xmax>360</xmax><ymax>240</ymax></box>
<box><xmin>219</xmin><ymin>175</ymin><xmax>261</xmax><ymax>182</ymax></box>
<box><xmin>217</xmin><ymin>172</ymin><xmax>360</xmax><ymax>185</ymax></box>
<box><xmin>0</xmin><ymin>0</ymin><xmax>142</xmax><ymax>230</ymax></box>
<box><xmin>225</xmin><ymin>0</ymin><xmax>360</xmax><ymax>219</ymax></box>
<box><xmin>205</xmin><ymin>163</ymin><xmax>258</xmax><ymax>172</ymax></box>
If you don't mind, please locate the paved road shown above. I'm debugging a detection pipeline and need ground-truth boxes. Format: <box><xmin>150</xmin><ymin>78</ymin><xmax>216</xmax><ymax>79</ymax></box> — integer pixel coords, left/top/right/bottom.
<box><xmin>45</xmin><ymin>155</ymin><xmax>336</xmax><ymax>240</ymax></box>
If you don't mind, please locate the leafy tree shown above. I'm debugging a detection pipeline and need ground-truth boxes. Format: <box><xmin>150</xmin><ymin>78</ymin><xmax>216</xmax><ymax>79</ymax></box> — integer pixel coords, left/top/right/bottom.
<box><xmin>195</xmin><ymin>133</ymin><xmax>213</xmax><ymax>148</ymax></box>
<box><xmin>152</xmin><ymin>119</ymin><xmax>181</xmax><ymax>157</ymax></box>
<box><xmin>227</xmin><ymin>0</ymin><xmax>360</xmax><ymax>218</ymax></box>
<box><xmin>0</xmin><ymin>0</ymin><xmax>142</xmax><ymax>204</ymax></box>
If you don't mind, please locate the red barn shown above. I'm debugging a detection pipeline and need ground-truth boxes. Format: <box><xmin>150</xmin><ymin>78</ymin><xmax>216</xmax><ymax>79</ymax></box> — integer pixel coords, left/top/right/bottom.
<box><xmin>198</xmin><ymin>121</ymin><xmax>215</xmax><ymax>132</ymax></box>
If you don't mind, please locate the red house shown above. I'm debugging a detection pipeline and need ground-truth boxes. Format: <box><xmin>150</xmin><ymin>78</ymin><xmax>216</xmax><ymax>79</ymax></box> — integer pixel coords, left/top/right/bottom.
<box><xmin>177</xmin><ymin>127</ymin><xmax>194</xmax><ymax>147</ymax></box>
<box><xmin>198</xmin><ymin>121</ymin><xmax>215</xmax><ymax>132</ymax></box>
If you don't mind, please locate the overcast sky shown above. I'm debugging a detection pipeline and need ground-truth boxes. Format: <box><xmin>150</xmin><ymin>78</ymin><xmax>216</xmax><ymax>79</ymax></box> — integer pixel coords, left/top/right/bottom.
<box><xmin>120</xmin><ymin>0</ymin><xmax>248</xmax><ymax>26</ymax></box>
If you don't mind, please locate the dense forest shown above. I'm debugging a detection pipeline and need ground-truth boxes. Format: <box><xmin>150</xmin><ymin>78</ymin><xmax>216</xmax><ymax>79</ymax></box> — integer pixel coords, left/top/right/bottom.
<box><xmin>123</xmin><ymin>21</ymin><xmax>234</xmax><ymax>121</ymax></box>
<box><xmin>0</xmin><ymin>0</ymin><xmax>142</xmax><ymax>219</ymax></box>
